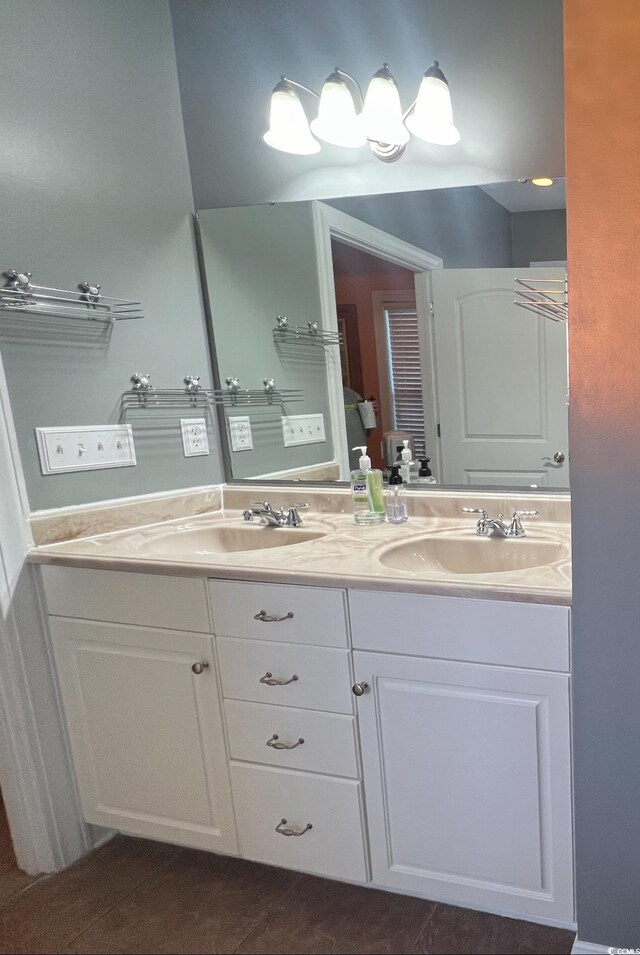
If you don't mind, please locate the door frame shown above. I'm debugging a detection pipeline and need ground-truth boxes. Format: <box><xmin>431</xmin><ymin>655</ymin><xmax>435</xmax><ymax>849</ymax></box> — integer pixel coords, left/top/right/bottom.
<box><xmin>0</xmin><ymin>352</ymin><xmax>92</xmax><ymax>874</ymax></box>
<box><xmin>311</xmin><ymin>202</ymin><xmax>443</xmax><ymax>478</ymax></box>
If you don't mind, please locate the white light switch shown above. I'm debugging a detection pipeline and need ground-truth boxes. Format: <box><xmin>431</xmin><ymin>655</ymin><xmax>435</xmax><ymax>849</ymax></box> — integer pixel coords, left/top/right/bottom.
<box><xmin>180</xmin><ymin>418</ymin><xmax>210</xmax><ymax>457</ymax></box>
<box><xmin>229</xmin><ymin>416</ymin><xmax>253</xmax><ymax>451</ymax></box>
<box><xmin>282</xmin><ymin>414</ymin><xmax>326</xmax><ymax>447</ymax></box>
<box><xmin>35</xmin><ymin>425</ymin><xmax>136</xmax><ymax>475</ymax></box>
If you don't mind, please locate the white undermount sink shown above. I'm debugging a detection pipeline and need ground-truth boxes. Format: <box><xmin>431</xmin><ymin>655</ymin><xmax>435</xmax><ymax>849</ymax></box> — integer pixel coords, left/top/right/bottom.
<box><xmin>136</xmin><ymin>523</ymin><xmax>327</xmax><ymax>557</ymax></box>
<box><xmin>379</xmin><ymin>533</ymin><xmax>569</xmax><ymax>576</ymax></box>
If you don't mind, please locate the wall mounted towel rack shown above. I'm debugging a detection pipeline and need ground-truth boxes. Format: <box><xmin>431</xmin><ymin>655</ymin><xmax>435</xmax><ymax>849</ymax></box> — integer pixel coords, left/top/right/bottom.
<box><xmin>273</xmin><ymin>315</ymin><xmax>341</xmax><ymax>346</ymax></box>
<box><xmin>120</xmin><ymin>375</ymin><xmax>304</xmax><ymax>421</ymax></box>
<box><xmin>0</xmin><ymin>270</ymin><xmax>143</xmax><ymax>323</ymax></box>
<box><xmin>514</xmin><ymin>277</ymin><xmax>568</xmax><ymax>323</ymax></box>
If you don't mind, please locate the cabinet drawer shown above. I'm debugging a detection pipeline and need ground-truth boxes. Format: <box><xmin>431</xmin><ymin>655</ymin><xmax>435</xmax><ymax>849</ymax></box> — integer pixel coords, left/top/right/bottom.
<box><xmin>217</xmin><ymin>638</ymin><xmax>352</xmax><ymax>713</ymax></box>
<box><xmin>209</xmin><ymin>579</ymin><xmax>348</xmax><ymax>647</ymax></box>
<box><xmin>349</xmin><ymin>590</ymin><xmax>570</xmax><ymax>671</ymax></box>
<box><xmin>225</xmin><ymin>700</ymin><xmax>358</xmax><ymax>777</ymax></box>
<box><xmin>41</xmin><ymin>566</ymin><xmax>211</xmax><ymax>633</ymax></box>
<box><xmin>231</xmin><ymin>763</ymin><xmax>368</xmax><ymax>882</ymax></box>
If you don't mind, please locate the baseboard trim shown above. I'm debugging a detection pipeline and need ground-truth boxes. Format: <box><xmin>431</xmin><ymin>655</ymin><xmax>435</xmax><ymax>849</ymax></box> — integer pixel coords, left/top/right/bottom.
<box><xmin>572</xmin><ymin>940</ymin><xmax>613</xmax><ymax>954</ymax></box>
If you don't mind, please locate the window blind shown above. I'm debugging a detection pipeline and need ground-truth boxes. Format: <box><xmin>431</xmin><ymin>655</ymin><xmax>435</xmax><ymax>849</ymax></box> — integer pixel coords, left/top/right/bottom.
<box><xmin>385</xmin><ymin>307</ymin><xmax>427</xmax><ymax>459</ymax></box>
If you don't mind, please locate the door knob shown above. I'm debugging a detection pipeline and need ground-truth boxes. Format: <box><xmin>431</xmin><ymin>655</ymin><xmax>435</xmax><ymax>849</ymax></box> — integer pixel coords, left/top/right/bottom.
<box><xmin>191</xmin><ymin>661</ymin><xmax>209</xmax><ymax>674</ymax></box>
<box><xmin>352</xmin><ymin>682</ymin><xmax>369</xmax><ymax>697</ymax></box>
<box><xmin>553</xmin><ymin>451</ymin><xmax>565</xmax><ymax>464</ymax></box>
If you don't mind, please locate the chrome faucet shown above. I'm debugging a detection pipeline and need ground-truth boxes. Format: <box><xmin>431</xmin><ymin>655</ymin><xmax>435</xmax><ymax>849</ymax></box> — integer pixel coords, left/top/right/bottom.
<box><xmin>242</xmin><ymin>500</ymin><xmax>309</xmax><ymax>528</ymax></box>
<box><xmin>462</xmin><ymin>507</ymin><xmax>540</xmax><ymax>538</ymax></box>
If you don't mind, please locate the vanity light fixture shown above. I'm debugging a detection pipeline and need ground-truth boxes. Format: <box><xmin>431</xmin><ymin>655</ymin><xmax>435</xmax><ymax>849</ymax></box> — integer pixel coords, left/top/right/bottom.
<box><xmin>310</xmin><ymin>69</ymin><xmax>366</xmax><ymax>148</ymax></box>
<box><xmin>263</xmin><ymin>78</ymin><xmax>321</xmax><ymax>155</ymax></box>
<box><xmin>263</xmin><ymin>60</ymin><xmax>460</xmax><ymax>163</ymax></box>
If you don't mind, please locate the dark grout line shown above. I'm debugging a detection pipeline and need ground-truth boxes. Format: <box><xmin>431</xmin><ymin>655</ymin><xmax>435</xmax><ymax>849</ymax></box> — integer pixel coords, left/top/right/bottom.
<box><xmin>0</xmin><ymin>872</ymin><xmax>47</xmax><ymax>912</ymax></box>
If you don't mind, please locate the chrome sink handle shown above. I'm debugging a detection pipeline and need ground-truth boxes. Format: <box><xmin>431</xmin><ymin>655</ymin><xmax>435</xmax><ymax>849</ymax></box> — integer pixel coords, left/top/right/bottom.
<box><xmin>462</xmin><ymin>507</ymin><xmax>511</xmax><ymax>538</ymax></box>
<box><xmin>508</xmin><ymin>510</ymin><xmax>540</xmax><ymax>538</ymax></box>
<box><xmin>462</xmin><ymin>506</ymin><xmax>489</xmax><ymax>535</ymax></box>
<box><xmin>243</xmin><ymin>500</ymin><xmax>284</xmax><ymax>526</ymax></box>
<box><xmin>243</xmin><ymin>500</ymin><xmax>309</xmax><ymax>527</ymax></box>
<box><xmin>462</xmin><ymin>506</ymin><xmax>489</xmax><ymax>518</ymax></box>
<box><xmin>284</xmin><ymin>502</ymin><xmax>309</xmax><ymax>527</ymax></box>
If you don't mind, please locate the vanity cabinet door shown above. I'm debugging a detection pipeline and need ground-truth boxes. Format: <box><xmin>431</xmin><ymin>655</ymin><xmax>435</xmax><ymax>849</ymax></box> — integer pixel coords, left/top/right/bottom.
<box><xmin>354</xmin><ymin>651</ymin><xmax>573</xmax><ymax>923</ymax></box>
<box><xmin>50</xmin><ymin>618</ymin><xmax>238</xmax><ymax>856</ymax></box>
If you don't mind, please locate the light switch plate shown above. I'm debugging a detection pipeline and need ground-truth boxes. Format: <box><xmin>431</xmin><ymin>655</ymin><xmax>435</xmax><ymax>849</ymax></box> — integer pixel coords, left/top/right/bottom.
<box><xmin>282</xmin><ymin>414</ymin><xmax>326</xmax><ymax>447</ymax></box>
<box><xmin>35</xmin><ymin>425</ymin><xmax>136</xmax><ymax>475</ymax></box>
<box><xmin>180</xmin><ymin>418</ymin><xmax>210</xmax><ymax>457</ymax></box>
<box><xmin>229</xmin><ymin>416</ymin><xmax>253</xmax><ymax>451</ymax></box>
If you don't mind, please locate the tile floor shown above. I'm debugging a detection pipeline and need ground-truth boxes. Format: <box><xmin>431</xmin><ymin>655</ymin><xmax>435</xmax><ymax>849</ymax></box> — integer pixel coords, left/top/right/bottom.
<box><xmin>0</xmin><ymin>830</ymin><xmax>575</xmax><ymax>955</ymax></box>
<box><xmin>0</xmin><ymin>794</ymin><xmax>38</xmax><ymax>910</ymax></box>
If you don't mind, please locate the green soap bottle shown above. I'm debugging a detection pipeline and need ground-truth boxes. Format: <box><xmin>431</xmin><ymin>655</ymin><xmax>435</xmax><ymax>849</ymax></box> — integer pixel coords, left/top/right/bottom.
<box><xmin>350</xmin><ymin>446</ymin><xmax>386</xmax><ymax>526</ymax></box>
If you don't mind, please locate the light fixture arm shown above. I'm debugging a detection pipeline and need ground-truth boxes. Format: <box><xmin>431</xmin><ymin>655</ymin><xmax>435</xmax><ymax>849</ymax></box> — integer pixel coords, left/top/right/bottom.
<box><xmin>280</xmin><ymin>76</ymin><xmax>320</xmax><ymax>100</ymax></box>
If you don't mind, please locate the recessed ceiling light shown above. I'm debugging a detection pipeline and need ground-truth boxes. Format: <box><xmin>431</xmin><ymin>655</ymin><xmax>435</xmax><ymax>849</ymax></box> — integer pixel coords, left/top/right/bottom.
<box><xmin>532</xmin><ymin>177</ymin><xmax>554</xmax><ymax>187</ymax></box>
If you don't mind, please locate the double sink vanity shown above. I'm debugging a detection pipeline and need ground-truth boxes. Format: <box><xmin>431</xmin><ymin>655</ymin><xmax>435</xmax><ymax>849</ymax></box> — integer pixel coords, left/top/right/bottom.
<box><xmin>29</xmin><ymin>484</ymin><xmax>574</xmax><ymax>927</ymax></box>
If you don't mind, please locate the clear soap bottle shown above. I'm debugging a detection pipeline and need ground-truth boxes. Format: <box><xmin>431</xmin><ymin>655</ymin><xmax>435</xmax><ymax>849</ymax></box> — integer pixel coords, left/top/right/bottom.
<box><xmin>415</xmin><ymin>457</ymin><xmax>437</xmax><ymax>485</ymax></box>
<box><xmin>350</xmin><ymin>446</ymin><xmax>386</xmax><ymax>526</ymax></box>
<box><xmin>385</xmin><ymin>464</ymin><xmax>409</xmax><ymax>524</ymax></box>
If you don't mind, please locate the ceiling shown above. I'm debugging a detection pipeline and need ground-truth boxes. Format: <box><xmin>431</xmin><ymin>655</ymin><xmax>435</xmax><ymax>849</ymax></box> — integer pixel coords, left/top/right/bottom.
<box><xmin>480</xmin><ymin>178</ymin><xmax>566</xmax><ymax>212</ymax></box>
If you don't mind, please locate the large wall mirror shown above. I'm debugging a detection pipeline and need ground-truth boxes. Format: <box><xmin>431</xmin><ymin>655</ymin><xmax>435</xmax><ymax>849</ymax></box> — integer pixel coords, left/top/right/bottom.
<box><xmin>197</xmin><ymin>177</ymin><xmax>568</xmax><ymax>490</ymax></box>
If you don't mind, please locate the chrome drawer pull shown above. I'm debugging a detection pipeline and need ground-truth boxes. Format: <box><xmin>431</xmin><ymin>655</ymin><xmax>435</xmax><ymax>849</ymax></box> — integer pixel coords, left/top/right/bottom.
<box><xmin>254</xmin><ymin>609</ymin><xmax>294</xmax><ymax>623</ymax></box>
<box><xmin>275</xmin><ymin>818</ymin><xmax>312</xmax><ymax>837</ymax></box>
<box><xmin>267</xmin><ymin>733</ymin><xmax>305</xmax><ymax>750</ymax></box>
<box><xmin>260</xmin><ymin>671</ymin><xmax>299</xmax><ymax>686</ymax></box>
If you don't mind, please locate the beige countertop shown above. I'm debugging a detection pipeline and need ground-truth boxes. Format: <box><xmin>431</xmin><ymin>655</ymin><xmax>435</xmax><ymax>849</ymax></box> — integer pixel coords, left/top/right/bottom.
<box><xmin>29</xmin><ymin>491</ymin><xmax>572</xmax><ymax>605</ymax></box>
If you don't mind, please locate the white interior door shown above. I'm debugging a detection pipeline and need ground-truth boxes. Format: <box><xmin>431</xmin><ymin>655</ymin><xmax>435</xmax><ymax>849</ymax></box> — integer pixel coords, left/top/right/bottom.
<box><xmin>431</xmin><ymin>268</ymin><xmax>568</xmax><ymax>487</ymax></box>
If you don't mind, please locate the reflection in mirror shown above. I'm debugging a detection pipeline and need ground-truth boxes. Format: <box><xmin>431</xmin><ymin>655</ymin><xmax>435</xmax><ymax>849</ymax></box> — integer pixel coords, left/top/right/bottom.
<box><xmin>197</xmin><ymin>178</ymin><xmax>568</xmax><ymax>490</ymax></box>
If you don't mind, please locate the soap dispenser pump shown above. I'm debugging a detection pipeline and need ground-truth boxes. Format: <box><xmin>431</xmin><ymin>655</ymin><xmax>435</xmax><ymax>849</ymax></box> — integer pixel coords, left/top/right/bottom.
<box><xmin>350</xmin><ymin>446</ymin><xmax>385</xmax><ymax>525</ymax></box>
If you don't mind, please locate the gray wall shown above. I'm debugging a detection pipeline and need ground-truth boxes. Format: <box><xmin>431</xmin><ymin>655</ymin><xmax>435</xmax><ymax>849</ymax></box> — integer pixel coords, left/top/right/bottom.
<box><xmin>511</xmin><ymin>210</ymin><xmax>567</xmax><ymax>267</ymax></box>
<box><xmin>327</xmin><ymin>188</ymin><xmax>514</xmax><ymax>267</ymax></box>
<box><xmin>170</xmin><ymin>0</ymin><xmax>564</xmax><ymax>208</ymax></box>
<box><xmin>0</xmin><ymin>0</ymin><xmax>223</xmax><ymax>511</ymax></box>
<box><xmin>198</xmin><ymin>204</ymin><xmax>333</xmax><ymax>478</ymax></box>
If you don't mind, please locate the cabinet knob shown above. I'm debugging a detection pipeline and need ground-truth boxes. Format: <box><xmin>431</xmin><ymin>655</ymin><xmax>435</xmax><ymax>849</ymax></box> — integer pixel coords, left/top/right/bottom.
<box><xmin>352</xmin><ymin>682</ymin><xmax>369</xmax><ymax>697</ymax></box>
<box><xmin>191</xmin><ymin>661</ymin><xmax>209</xmax><ymax>675</ymax></box>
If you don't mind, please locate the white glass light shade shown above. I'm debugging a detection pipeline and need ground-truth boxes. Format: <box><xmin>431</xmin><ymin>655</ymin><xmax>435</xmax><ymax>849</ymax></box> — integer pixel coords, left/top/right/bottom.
<box><xmin>361</xmin><ymin>64</ymin><xmax>410</xmax><ymax>146</ymax></box>
<box><xmin>263</xmin><ymin>82</ymin><xmax>320</xmax><ymax>155</ymax></box>
<box><xmin>405</xmin><ymin>63</ymin><xmax>461</xmax><ymax>146</ymax></box>
<box><xmin>310</xmin><ymin>73</ymin><xmax>366</xmax><ymax>148</ymax></box>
